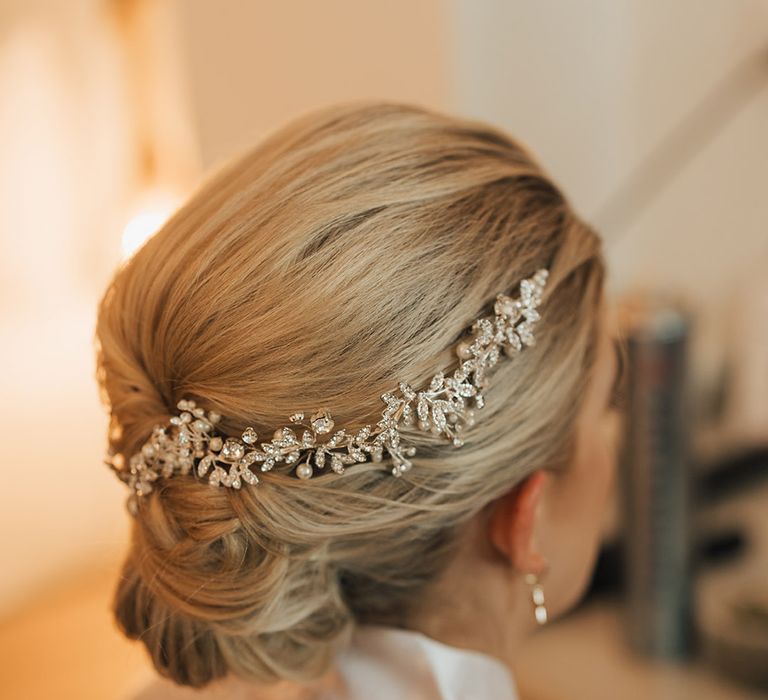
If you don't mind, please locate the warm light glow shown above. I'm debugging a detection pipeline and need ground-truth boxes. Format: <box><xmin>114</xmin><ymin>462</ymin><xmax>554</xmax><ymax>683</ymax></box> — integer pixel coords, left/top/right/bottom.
<box><xmin>120</xmin><ymin>189</ymin><xmax>182</xmax><ymax>260</ymax></box>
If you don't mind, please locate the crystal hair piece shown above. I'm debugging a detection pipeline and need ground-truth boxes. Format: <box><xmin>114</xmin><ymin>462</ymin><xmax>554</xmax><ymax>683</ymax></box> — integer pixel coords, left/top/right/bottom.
<box><xmin>106</xmin><ymin>268</ymin><xmax>549</xmax><ymax>515</ymax></box>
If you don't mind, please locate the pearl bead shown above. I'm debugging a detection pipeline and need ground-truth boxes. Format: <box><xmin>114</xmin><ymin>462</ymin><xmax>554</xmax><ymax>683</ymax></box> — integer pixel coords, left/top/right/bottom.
<box><xmin>499</xmin><ymin>299</ymin><xmax>515</xmax><ymax>316</ymax></box>
<box><xmin>296</xmin><ymin>463</ymin><xmax>313</xmax><ymax>480</ymax></box>
<box><xmin>456</xmin><ymin>340</ymin><xmax>473</xmax><ymax>360</ymax></box>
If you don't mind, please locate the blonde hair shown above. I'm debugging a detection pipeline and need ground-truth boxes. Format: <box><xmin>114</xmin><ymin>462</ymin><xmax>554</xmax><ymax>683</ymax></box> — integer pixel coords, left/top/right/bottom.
<box><xmin>95</xmin><ymin>100</ymin><xmax>605</xmax><ymax>688</ymax></box>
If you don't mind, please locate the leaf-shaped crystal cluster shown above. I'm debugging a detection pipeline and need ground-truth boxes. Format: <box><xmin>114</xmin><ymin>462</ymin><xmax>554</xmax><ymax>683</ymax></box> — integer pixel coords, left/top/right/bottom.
<box><xmin>106</xmin><ymin>268</ymin><xmax>549</xmax><ymax>515</ymax></box>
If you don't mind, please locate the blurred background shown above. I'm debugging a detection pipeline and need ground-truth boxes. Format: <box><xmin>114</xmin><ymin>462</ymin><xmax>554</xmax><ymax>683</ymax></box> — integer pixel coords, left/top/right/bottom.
<box><xmin>1</xmin><ymin>1</ymin><xmax>767</xmax><ymax>698</ymax></box>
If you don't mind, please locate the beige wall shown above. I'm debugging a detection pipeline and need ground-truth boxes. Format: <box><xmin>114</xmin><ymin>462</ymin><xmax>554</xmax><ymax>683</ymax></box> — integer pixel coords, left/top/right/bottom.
<box><xmin>176</xmin><ymin>0</ymin><xmax>453</xmax><ymax>169</ymax></box>
<box><xmin>452</xmin><ymin>0</ymin><xmax>768</xmax><ymax>408</ymax></box>
<box><xmin>0</xmin><ymin>0</ymin><xmax>141</xmax><ymax>614</ymax></box>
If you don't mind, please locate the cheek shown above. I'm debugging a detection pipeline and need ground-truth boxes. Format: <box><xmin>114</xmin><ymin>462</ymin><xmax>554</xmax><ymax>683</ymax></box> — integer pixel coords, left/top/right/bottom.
<box><xmin>549</xmin><ymin>414</ymin><xmax>618</xmax><ymax>565</ymax></box>
<box><xmin>547</xmin><ymin>416</ymin><xmax>618</xmax><ymax>611</ymax></box>
<box><xmin>569</xmin><ymin>414</ymin><xmax>616</xmax><ymax>507</ymax></box>
<box><xmin>581</xmin><ymin>414</ymin><xmax>619</xmax><ymax>513</ymax></box>
<box><xmin>599</xmin><ymin>411</ymin><xmax>622</xmax><ymax>495</ymax></box>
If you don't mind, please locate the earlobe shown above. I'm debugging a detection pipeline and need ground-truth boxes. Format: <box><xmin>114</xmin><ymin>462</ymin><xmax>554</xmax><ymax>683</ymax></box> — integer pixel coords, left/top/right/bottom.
<box><xmin>488</xmin><ymin>470</ymin><xmax>550</xmax><ymax>574</ymax></box>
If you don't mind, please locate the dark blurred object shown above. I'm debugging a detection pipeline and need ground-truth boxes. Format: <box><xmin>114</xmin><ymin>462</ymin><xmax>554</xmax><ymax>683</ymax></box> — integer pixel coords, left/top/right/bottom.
<box><xmin>587</xmin><ymin>445</ymin><xmax>768</xmax><ymax>595</ymax></box>
<box><xmin>615</xmin><ymin>292</ymin><xmax>694</xmax><ymax>659</ymax></box>
<box><xmin>697</xmin><ymin>446</ymin><xmax>768</xmax><ymax>503</ymax></box>
<box><xmin>587</xmin><ymin>525</ymin><xmax>749</xmax><ymax>596</ymax></box>
<box><xmin>695</xmin><ymin>449</ymin><xmax>768</xmax><ymax>691</ymax></box>
<box><xmin>699</xmin><ymin>576</ymin><xmax>768</xmax><ymax>690</ymax></box>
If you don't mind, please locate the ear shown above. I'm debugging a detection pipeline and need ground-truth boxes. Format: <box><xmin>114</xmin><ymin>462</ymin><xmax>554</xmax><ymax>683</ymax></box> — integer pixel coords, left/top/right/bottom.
<box><xmin>487</xmin><ymin>470</ymin><xmax>549</xmax><ymax>574</ymax></box>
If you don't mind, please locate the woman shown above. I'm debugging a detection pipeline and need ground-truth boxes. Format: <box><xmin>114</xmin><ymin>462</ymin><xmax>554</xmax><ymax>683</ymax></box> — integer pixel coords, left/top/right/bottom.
<box><xmin>97</xmin><ymin>100</ymin><xmax>625</xmax><ymax>699</ymax></box>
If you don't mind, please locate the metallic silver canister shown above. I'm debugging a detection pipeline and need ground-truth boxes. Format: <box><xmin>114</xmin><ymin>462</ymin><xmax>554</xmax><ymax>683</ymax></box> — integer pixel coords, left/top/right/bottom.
<box><xmin>617</xmin><ymin>291</ymin><xmax>694</xmax><ymax>659</ymax></box>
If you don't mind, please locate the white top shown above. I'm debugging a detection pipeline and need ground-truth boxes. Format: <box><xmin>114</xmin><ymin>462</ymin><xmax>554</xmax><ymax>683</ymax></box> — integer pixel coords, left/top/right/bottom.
<box><xmin>125</xmin><ymin>623</ymin><xmax>519</xmax><ymax>700</ymax></box>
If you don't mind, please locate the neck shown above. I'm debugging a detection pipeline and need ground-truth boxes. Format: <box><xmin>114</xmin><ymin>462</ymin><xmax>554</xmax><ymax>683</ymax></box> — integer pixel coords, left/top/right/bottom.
<box><xmin>406</xmin><ymin>516</ymin><xmax>533</xmax><ymax>669</ymax></box>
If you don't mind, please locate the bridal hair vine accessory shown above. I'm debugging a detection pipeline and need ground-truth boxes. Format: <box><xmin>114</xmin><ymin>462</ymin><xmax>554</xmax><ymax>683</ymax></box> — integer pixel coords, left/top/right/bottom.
<box><xmin>106</xmin><ymin>268</ymin><xmax>549</xmax><ymax>516</ymax></box>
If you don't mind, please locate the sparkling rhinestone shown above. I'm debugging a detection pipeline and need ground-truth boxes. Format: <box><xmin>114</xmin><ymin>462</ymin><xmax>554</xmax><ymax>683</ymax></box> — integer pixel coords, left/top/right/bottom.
<box><xmin>221</xmin><ymin>439</ymin><xmax>244</xmax><ymax>461</ymax></box>
<box><xmin>523</xmin><ymin>307</ymin><xmax>540</xmax><ymax>322</ymax></box>
<box><xmin>517</xmin><ymin>322</ymin><xmax>535</xmax><ymax>346</ymax></box>
<box><xmin>241</xmin><ymin>427</ymin><xmax>258</xmax><ymax>444</ymax></box>
<box><xmin>520</xmin><ymin>278</ymin><xmax>536</xmax><ymax>304</ymax></box>
<box><xmin>197</xmin><ymin>455</ymin><xmax>213</xmax><ymax>477</ymax></box>
<box><xmin>241</xmin><ymin>468</ymin><xmax>259</xmax><ymax>485</ymax></box>
<box><xmin>506</xmin><ymin>328</ymin><xmax>522</xmax><ymax>351</ymax></box>
<box><xmin>330</xmin><ymin>454</ymin><xmax>344</xmax><ymax>473</ymax></box>
<box><xmin>398</xmin><ymin>381</ymin><xmax>416</xmax><ymax>401</ymax></box>
<box><xmin>429</xmin><ymin>371</ymin><xmax>445</xmax><ymax>392</ymax></box>
<box><xmin>310</xmin><ymin>410</ymin><xmax>334</xmax><ymax>434</ymax></box>
<box><xmin>494</xmin><ymin>295</ymin><xmax>521</xmax><ymax>321</ymax></box>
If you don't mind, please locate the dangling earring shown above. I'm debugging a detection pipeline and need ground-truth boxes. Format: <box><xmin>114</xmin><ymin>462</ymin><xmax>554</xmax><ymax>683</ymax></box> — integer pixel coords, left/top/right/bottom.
<box><xmin>525</xmin><ymin>573</ymin><xmax>548</xmax><ymax>625</ymax></box>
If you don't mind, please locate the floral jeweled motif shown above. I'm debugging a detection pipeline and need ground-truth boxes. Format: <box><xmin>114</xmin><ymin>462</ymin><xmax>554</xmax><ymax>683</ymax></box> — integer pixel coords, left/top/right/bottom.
<box><xmin>106</xmin><ymin>268</ymin><xmax>549</xmax><ymax>515</ymax></box>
